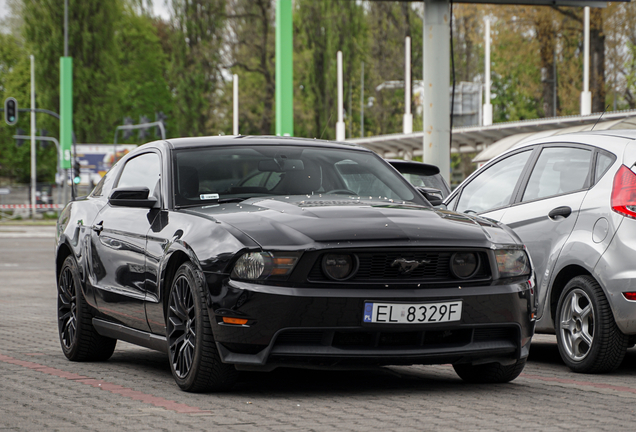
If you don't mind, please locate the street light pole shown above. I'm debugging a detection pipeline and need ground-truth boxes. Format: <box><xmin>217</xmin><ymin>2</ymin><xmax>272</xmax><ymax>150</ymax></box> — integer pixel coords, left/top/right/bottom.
<box><xmin>483</xmin><ymin>17</ymin><xmax>493</xmax><ymax>126</ymax></box>
<box><xmin>580</xmin><ymin>6</ymin><xmax>591</xmax><ymax>115</ymax></box>
<box><xmin>233</xmin><ymin>74</ymin><xmax>239</xmax><ymax>135</ymax></box>
<box><xmin>360</xmin><ymin>62</ymin><xmax>365</xmax><ymax>138</ymax></box>
<box><xmin>403</xmin><ymin>36</ymin><xmax>413</xmax><ymax>134</ymax></box>
<box><xmin>336</xmin><ymin>51</ymin><xmax>345</xmax><ymax>141</ymax></box>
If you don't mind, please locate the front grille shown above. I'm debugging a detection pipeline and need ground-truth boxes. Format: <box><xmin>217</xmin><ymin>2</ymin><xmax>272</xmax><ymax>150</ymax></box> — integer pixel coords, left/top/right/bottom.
<box><xmin>473</xmin><ymin>327</ymin><xmax>516</xmax><ymax>342</ymax></box>
<box><xmin>307</xmin><ymin>250</ymin><xmax>490</xmax><ymax>283</ymax></box>
<box><xmin>274</xmin><ymin>328</ymin><xmax>480</xmax><ymax>350</ymax></box>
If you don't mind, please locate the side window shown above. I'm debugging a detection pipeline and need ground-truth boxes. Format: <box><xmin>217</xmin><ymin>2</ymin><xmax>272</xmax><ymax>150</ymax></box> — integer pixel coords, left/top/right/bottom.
<box><xmin>595</xmin><ymin>152</ymin><xmax>615</xmax><ymax>184</ymax></box>
<box><xmin>117</xmin><ymin>153</ymin><xmax>161</xmax><ymax>197</ymax></box>
<box><xmin>456</xmin><ymin>150</ymin><xmax>532</xmax><ymax>214</ymax></box>
<box><xmin>522</xmin><ymin>147</ymin><xmax>592</xmax><ymax>202</ymax></box>
<box><xmin>91</xmin><ymin>160</ymin><xmax>122</xmax><ymax>197</ymax></box>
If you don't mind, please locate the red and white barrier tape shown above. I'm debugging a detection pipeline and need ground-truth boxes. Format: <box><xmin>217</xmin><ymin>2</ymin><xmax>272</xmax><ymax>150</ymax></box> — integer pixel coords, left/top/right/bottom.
<box><xmin>0</xmin><ymin>204</ymin><xmax>63</xmax><ymax>209</ymax></box>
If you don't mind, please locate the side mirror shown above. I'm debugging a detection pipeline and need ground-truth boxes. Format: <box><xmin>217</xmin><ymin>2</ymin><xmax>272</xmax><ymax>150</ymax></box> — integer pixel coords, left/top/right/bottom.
<box><xmin>416</xmin><ymin>186</ymin><xmax>443</xmax><ymax>206</ymax></box>
<box><xmin>109</xmin><ymin>187</ymin><xmax>158</xmax><ymax>208</ymax></box>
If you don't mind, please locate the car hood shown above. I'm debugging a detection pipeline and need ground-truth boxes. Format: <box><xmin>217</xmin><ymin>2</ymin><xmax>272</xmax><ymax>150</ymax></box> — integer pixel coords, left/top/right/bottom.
<box><xmin>183</xmin><ymin>196</ymin><xmax>519</xmax><ymax>249</ymax></box>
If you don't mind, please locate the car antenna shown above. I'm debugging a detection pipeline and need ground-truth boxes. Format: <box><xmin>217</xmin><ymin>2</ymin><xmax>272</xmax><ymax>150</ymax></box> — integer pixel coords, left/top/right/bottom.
<box><xmin>591</xmin><ymin>105</ymin><xmax>610</xmax><ymax>131</ymax></box>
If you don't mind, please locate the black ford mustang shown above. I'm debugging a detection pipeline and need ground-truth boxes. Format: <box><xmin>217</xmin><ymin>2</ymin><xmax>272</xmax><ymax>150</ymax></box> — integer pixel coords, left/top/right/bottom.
<box><xmin>55</xmin><ymin>136</ymin><xmax>536</xmax><ymax>392</ymax></box>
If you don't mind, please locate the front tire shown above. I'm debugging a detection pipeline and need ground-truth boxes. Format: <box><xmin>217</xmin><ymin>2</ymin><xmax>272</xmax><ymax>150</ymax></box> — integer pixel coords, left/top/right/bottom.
<box><xmin>453</xmin><ymin>358</ymin><xmax>527</xmax><ymax>383</ymax></box>
<box><xmin>555</xmin><ymin>275</ymin><xmax>628</xmax><ymax>373</ymax></box>
<box><xmin>57</xmin><ymin>255</ymin><xmax>117</xmax><ymax>361</ymax></box>
<box><xmin>166</xmin><ymin>262</ymin><xmax>238</xmax><ymax>392</ymax></box>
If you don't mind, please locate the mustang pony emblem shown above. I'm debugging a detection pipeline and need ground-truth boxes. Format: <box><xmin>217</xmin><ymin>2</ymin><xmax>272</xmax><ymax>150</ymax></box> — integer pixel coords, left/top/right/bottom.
<box><xmin>391</xmin><ymin>258</ymin><xmax>431</xmax><ymax>274</ymax></box>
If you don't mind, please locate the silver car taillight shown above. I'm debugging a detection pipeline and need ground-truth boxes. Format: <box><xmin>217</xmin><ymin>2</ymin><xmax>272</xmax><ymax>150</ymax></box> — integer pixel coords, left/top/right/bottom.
<box><xmin>611</xmin><ymin>165</ymin><xmax>636</xmax><ymax>219</ymax></box>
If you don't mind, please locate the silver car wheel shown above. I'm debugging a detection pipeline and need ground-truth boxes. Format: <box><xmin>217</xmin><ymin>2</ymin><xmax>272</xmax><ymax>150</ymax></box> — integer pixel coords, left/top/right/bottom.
<box><xmin>559</xmin><ymin>288</ymin><xmax>594</xmax><ymax>361</ymax></box>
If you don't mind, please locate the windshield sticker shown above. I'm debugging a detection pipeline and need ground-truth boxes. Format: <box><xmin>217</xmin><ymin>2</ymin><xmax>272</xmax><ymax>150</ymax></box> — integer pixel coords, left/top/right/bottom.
<box><xmin>200</xmin><ymin>193</ymin><xmax>219</xmax><ymax>200</ymax></box>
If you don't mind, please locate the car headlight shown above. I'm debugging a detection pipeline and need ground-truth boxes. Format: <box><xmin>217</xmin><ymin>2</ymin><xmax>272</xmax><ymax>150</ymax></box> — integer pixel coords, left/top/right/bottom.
<box><xmin>231</xmin><ymin>251</ymin><xmax>300</xmax><ymax>280</ymax></box>
<box><xmin>450</xmin><ymin>252</ymin><xmax>479</xmax><ymax>279</ymax></box>
<box><xmin>322</xmin><ymin>254</ymin><xmax>357</xmax><ymax>281</ymax></box>
<box><xmin>495</xmin><ymin>249</ymin><xmax>531</xmax><ymax>278</ymax></box>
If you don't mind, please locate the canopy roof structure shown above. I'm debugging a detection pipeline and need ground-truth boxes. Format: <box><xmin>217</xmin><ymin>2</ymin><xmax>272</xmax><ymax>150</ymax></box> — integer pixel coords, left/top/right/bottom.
<box><xmin>455</xmin><ymin>0</ymin><xmax>621</xmax><ymax>5</ymax></box>
<box><xmin>347</xmin><ymin>109</ymin><xmax>636</xmax><ymax>163</ymax></box>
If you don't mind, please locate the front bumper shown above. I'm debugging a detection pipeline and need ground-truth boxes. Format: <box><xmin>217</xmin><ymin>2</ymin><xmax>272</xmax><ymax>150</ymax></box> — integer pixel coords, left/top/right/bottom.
<box><xmin>206</xmin><ymin>278</ymin><xmax>535</xmax><ymax>369</ymax></box>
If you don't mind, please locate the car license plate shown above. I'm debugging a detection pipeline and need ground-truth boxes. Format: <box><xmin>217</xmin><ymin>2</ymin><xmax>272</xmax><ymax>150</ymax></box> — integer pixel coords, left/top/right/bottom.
<box><xmin>363</xmin><ymin>301</ymin><xmax>462</xmax><ymax>324</ymax></box>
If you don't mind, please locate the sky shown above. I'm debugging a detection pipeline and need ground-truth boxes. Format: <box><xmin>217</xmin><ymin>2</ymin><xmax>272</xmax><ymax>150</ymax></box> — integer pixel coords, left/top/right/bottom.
<box><xmin>0</xmin><ymin>0</ymin><xmax>7</xmax><ymax>23</ymax></box>
<box><xmin>152</xmin><ymin>0</ymin><xmax>170</xmax><ymax>20</ymax></box>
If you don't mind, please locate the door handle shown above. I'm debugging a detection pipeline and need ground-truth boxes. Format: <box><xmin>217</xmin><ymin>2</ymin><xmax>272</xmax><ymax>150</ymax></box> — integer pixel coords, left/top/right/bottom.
<box><xmin>92</xmin><ymin>221</ymin><xmax>104</xmax><ymax>233</ymax></box>
<box><xmin>548</xmin><ymin>206</ymin><xmax>572</xmax><ymax>220</ymax></box>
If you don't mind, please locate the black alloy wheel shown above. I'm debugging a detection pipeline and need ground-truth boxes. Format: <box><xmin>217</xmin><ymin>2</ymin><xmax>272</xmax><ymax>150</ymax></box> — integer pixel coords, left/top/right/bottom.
<box><xmin>57</xmin><ymin>255</ymin><xmax>117</xmax><ymax>361</ymax></box>
<box><xmin>555</xmin><ymin>275</ymin><xmax>628</xmax><ymax>373</ymax></box>
<box><xmin>166</xmin><ymin>262</ymin><xmax>238</xmax><ymax>392</ymax></box>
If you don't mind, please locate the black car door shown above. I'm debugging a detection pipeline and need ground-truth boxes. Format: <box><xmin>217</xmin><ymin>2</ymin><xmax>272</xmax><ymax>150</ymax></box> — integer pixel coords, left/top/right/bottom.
<box><xmin>88</xmin><ymin>151</ymin><xmax>162</xmax><ymax>331</ymax></box>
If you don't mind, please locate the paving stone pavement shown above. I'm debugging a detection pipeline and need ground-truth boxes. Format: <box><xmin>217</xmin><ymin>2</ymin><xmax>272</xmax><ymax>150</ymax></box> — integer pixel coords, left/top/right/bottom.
<box><xmin>2</xmin><ymin>227</ymin><xmax>636</xmax><ymax>431</ymax></box>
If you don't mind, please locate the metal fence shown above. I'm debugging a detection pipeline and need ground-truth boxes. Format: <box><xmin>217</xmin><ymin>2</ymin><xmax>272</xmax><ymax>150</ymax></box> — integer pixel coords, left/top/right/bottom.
<box><xmin>0</xmin><ymin>183</ymin><xmax>93</xmax><ymax>221</ymax></box>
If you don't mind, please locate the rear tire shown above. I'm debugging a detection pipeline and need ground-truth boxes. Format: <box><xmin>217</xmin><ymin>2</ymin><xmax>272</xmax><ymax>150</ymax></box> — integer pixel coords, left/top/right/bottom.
<box><xmin>555</xmin><ymin>275</ymin><xmax>628</xmax><ymax>373</ymax></box>
<box><xmin>57</xmin><ymin>255</ymin><xmax>117</xmax><ymax>361</ymax></box>
<box><xmin>166</xmin><ymin>262</ymin><xmax>238</xmax><ymax>392</ymax></box>
<box><xmin>453</xmin><ymin>358</ymin><xmax>527</xmax><ymax>383</ymax></box>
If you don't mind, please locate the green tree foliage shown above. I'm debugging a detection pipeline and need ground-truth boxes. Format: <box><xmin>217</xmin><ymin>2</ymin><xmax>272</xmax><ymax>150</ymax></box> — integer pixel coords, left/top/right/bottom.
<box><xmin>226</xmin><ymin>0</ymin><xmax>276</xmax><ymax>135</ymax></box>
<box><xmin>294</xmin><ymin>0</ymin><xmax>366</xmax><ymax>140</ymax></box>
<box><xmin>5</xmin><ymin>1</ymin><xmax>636</xmax><ymax>186</ymax></box>
<box><xmin>22</xmin><ymin>0</ymin><xmax>121</xmax><ymax>144</ymax></box>
<box><xmin>364</xmin><ymin>2</ymin><xmax>421</xmax><ymax>137</ymax></box>
<box><xmin>0</xmin><ymin>32</ymin><xmax>35</xmax><ymax>182</ymax></box>
<box><xmin>168</xmin><ymin>0</ymin><xmax>227</xmax><ymax>137</ymax></box>
<box><xmin>116</xmin><ymin>6</ymin><xmax>173</xmax><ymax>143</ymax></box>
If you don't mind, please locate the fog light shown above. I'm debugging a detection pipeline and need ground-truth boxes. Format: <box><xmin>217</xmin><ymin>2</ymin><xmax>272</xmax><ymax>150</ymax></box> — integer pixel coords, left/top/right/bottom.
<box><xmin>222</xmin><ymin>317</ymin><xmax>248</xmax><ymax>325</ymax></box>
<box><xmin>450</xmin><ymin>252</ymin><xmax>479</xmax><ymax>279</ymax></box>
<box><xmin>322</xmin><ymin>254</ymin><xmax>357</xmax><ymax>281</ymax></box>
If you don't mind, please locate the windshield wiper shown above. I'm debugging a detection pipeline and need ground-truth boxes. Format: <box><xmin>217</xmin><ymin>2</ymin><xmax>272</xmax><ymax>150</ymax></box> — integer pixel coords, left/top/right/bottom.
<box><xmin>218</xmin><ymin>197</ymin><xmax>247</xmax><ymax>203</ymax></box>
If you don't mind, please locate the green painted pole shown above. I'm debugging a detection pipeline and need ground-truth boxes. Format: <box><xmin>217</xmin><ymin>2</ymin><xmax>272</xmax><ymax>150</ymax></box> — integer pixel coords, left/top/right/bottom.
<box><xmin>276</xmin><ymin>0</ymin><xmax>293</xmax><ymax>136</ymax></box>
<box><xmin>60</xmin><ymin>57</ymin><xmax>73</xmax><ymax>170</ymax></box>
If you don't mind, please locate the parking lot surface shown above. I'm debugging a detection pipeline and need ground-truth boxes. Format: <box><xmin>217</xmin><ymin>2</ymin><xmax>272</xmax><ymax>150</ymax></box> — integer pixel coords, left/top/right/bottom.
<box><xmin>2</xmin><ymin>226</ymin><xmax>636</xmax><ymax>431</ymax></box>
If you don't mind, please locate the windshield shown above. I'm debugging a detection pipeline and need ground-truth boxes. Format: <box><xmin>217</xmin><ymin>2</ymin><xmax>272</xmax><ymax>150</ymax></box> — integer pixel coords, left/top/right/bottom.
<box><xmin>173</xmin><ymin>145</ymin><xmax>421</xmax><ymax>207</ymax></box>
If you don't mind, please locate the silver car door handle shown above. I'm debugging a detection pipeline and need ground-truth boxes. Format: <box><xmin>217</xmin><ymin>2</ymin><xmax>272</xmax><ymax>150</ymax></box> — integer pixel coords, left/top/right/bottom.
<box><xmin>548</xmin><ymin>206</ymin><xmax>572</xmax><ymax>220</ymax></box>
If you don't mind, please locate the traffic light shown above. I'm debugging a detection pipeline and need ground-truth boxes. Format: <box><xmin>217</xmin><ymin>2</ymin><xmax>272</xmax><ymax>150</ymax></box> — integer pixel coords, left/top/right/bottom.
<box><xmin>15</xmin><ymin>128</ymin><xmax>25</xmax><ymax>147</ymax></box>
<box><xmin>73</xmin><ymin>160</ymin><xmax>81</xmax><ymax>185</ymax></box>
<box><xmin>138</xmin><ymin>115</ymin><xmax>150</xmax><ymax>141</ymax></box>
<box><xmin>4</xmin><ymin>97</ymin><xmax>18</xmax><ymax>126</ymax></box>
<box><xmin>38</xmin><ymin>129</ymin><xmax>49</xmax><ymax>148</ymax></box>
<box><xmin>122</xmin><ymin>117</ymin><xmax>133</xmax><ymax>140</ymax></box>
<box><xmin>155</xmin><ymin>111</ymin><xmax>167</xmax><ymax>138</ymax></box>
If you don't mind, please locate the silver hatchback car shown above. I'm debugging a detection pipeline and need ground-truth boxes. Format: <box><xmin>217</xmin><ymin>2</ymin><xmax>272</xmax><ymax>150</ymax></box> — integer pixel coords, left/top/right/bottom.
<box><xmin>444</xmin><ymin>130</ymin><xmax>636</xmax><ymax>373</ymax></box>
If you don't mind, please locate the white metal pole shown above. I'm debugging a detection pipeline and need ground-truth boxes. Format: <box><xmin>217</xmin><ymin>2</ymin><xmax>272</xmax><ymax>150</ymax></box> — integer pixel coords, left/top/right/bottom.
<box><xmin>581</xmin><ymin>6</ymin><xmax>592</xmax><ymax>115</ymax></box>
<box><xmin>233</xmin><ymin>74</ymin><xmax>239</xmax><ymax>135</ymax></box>
<box><xmin>403</xmin><ymin>36</ymin><xmax>413</xmax><ymax>134</ymax></box>
<box><xmin>483</xmin><ymin>17</ymin><xmax>493</xmax><ymax>126</ymax></box>
<box><xmin>360</xmin><ymin>62</ymin><xmax>364</xmax><ymax>138</ymax></box>
<box><xmin>336</xmin><ymin>50</ymin><xmax>345</xmax><ymax>141</ymax></box>
<box><xmin>30</xmin><ymin>54</ymin><xmax>36</xmax><ymax>220</ymax></box>
<box><xmin>422</xmin><ymin>0</ymin><xmax>450</xmax><ymax>183</ymax></box>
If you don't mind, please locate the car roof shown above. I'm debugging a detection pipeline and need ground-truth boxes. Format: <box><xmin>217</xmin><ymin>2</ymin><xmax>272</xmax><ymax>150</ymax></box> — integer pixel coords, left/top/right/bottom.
<box><xmin>161</xmin><ymin>135</ymin><xmax>367</xmax><ymax>151</ymax></box>
<box><xmin>471</xmin><ymin>129</ymin><xmax>636</xmax><ymax>164</ymax></box>
<box><xmin>512</xmin><ymin>129</ymin><xmax>636</xmax><ymax>148</ymax></box>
